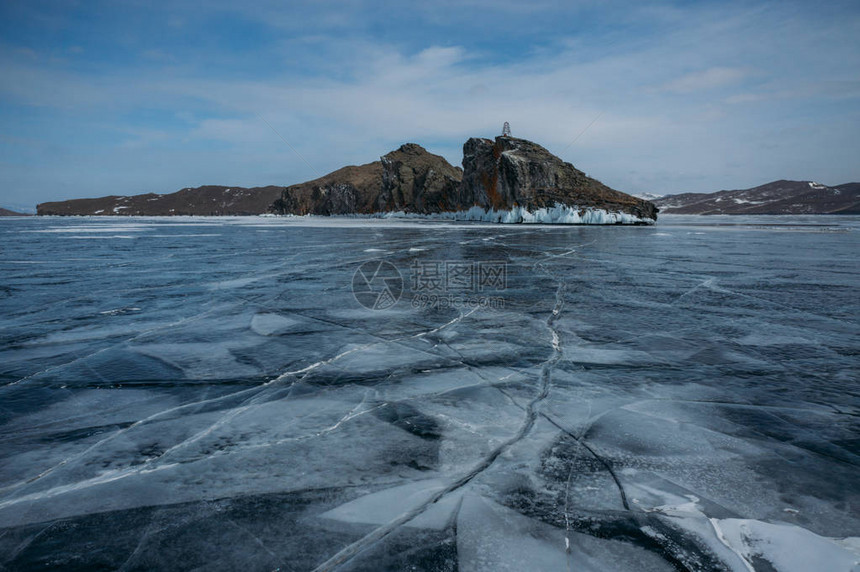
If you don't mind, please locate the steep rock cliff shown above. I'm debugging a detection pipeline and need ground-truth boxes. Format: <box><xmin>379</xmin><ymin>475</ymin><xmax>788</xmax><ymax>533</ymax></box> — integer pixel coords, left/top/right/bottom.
<box><xmin>458</xmin><ymin>136</ymin><xmax>657</xmax><ymax>221</ymax></box>
<box><xmin>272</xmin><ymin>144</ymin><xmax>462</xmax><ymax>215</ymax></box>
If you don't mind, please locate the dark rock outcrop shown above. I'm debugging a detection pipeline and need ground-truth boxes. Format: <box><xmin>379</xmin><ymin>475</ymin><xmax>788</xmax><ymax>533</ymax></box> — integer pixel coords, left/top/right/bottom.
<box><xmin>378</xmin><ymin>143</ymin><xmax>463</xmax><ymax>213</ymax></box>
<box><xmin>458</xmin><ymin>136</ymin><xmax>657</xmax><ymax>221</ymax></box>
<box><xmin>37</xmin><ymin>186</ymin><xmax>284</xmax><ymax>216</ymax></box>
<box><xmin>272</xmin><ymin>163</ymin><xmax>383</xmax><ymax>215</ymax></box>
<box><xmin>271</xmin><ymin>144</ymin><xmax>462</xmax><ymax>215</ymax></box>
<box><xmin>654</xmin><ymin>180</ymin><xmax>860</xmax><ymax>215</ymax></box>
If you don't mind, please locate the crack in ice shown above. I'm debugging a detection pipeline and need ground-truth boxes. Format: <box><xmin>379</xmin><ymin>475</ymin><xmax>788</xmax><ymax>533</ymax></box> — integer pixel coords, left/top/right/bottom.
<box><xmin>309</xmin><ymin>261</ymin><xmax>567</xmax><ymax>572</ymax></box>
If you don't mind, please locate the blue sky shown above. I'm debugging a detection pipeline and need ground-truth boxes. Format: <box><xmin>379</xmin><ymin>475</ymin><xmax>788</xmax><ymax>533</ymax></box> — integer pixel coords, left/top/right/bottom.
<box><xmin>1</xmin><ymin>0</ymin><xmax>859</xmax><ymax>210</ymax></box>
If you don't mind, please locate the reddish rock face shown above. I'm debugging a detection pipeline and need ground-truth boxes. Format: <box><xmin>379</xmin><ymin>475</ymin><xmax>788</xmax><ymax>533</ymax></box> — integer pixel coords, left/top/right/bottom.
<box><xmin>459</xmin><ymin>136</ymin><xmax>658</xmax><ymax>220</ymax></box>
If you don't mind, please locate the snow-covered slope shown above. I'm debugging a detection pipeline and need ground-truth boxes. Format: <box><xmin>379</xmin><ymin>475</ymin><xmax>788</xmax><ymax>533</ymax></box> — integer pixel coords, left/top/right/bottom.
<box><xmin>632</xmin><ymin>192</ymin><xmax>665</xmax><ymax>201</ymax></box>
<box><xmin>655</xmin><ymin>180</ymin><xmax>859</xmax><ymax>214</ymax></box>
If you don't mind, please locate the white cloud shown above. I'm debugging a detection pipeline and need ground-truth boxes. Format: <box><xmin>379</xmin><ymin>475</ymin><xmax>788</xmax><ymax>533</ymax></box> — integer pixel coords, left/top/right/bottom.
<box><xmin>1</xmin><ymin>0</ymin><xmax>859</xmax><ymax>207</ymax></box>
<box><xmin>660</xmin><ymin>67</ymin><xmax>750</xmax><ymax>93</ymax></box>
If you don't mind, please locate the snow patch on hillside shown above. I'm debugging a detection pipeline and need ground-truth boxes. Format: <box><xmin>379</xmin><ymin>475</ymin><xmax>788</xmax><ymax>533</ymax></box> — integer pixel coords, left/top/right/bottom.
<box><xmin>634</xmin><ymin>192</ymin><xmax>664</xmax><ymax>201</ymax></box>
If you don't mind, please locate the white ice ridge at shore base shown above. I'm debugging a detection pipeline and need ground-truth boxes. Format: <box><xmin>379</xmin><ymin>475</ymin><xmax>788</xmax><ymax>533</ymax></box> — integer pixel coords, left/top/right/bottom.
<box><xmin>374</xmin><ymin>203</ymin><xmax>655</xmax><ymax>224</ymax></box>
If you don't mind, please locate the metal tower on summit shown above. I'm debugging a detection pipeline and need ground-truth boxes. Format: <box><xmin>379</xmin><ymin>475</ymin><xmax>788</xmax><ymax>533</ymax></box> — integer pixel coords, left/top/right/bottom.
<box><xmin>502</xmin><ymin>121</ymin><xmax>511</xmax><ymax>137</ymax></box>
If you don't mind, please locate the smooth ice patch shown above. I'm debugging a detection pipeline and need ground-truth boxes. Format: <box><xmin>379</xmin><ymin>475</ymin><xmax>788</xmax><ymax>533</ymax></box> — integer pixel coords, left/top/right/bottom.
<box><xmin>250</xmin><ymin>313</ymin><xmax>302</xmax><ymax>336</ymax></box>
<box><xmin>737</xmin><ymin>333</ymin><xmax>816</xmax><ymax>346</ymax></box>
<box><xmin>456</xmin><ymin>494</ymin><xmax>672</xmax><ymax>572</ymax></box>
<box><xmin>134</xmin><ymin>342</ymin><xmax>261</xmax><ymax>379</ymax></box>
<box><xmin>319</xmin><ymin>479</ymin><xmax>463</xmax><ymax>530</ymax></box>
<box><xmin>68</xmin><ymin>235</ymin><xmax>138</xmax><ymax>239</ymax></box>
<box><xmin>563</xmin><ymin>346</ymin><xmax>659</xmax><ymax>365</ymax></box>
<box><xmin>23</xmin><ymin>225</ymin><xmax>152</xmax><ymax>233</ymax></box>
<box><xmin>627</xmin><ymin>480</ymin><xmax>860</xmax><ymax>572</ymax></box>
<box><xmin>711</xmin><ymin>519</ymin><xmax>860</xmax><ymax>572</ymax></box>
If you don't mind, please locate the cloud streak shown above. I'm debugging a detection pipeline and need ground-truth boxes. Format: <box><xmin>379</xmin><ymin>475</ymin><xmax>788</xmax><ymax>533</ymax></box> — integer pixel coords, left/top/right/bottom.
<box><xmin>660</xmin><ymin>67</ymin><xmax>750</xmax><ymax>93</ymax></box>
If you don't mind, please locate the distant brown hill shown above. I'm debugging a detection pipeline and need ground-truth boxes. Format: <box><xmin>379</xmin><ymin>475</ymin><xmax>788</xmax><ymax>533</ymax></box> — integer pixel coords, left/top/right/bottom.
<box><xmin>0</xmin><ymin>207</ymin><xmax>31</xmax><ymax>216</ymax></box>
<box><xmin>37</xmin><ymin>186</ymin><xmax>284</xmax><ymax>216</ymax></box>
<box><xmin>654</xmin><ymin>180</ymin><xmax>860</xmax><ymax>215</ymax></box>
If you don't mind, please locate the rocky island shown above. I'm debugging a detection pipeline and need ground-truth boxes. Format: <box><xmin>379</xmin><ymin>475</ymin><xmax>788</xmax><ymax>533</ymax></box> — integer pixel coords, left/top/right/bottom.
<box><xmin>37</xmin><ymin>134</ymin><xmax>658</xmax><ymax>224</ymax></box>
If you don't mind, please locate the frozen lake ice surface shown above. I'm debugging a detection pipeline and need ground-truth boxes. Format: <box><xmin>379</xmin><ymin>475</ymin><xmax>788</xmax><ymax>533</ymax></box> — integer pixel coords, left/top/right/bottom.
<box><xmin>0</xmin><ymin>214</ymin><xmax>858</xmax><ymax>571</ymax></box>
